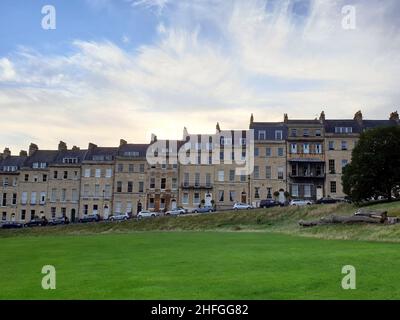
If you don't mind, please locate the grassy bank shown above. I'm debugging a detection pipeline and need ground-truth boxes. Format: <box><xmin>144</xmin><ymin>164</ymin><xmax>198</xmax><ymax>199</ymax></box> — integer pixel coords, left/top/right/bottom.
<box><xmin>1</xmin><ymin>201</ymin><xmax>400</xmax><ymax>242</ymax></box>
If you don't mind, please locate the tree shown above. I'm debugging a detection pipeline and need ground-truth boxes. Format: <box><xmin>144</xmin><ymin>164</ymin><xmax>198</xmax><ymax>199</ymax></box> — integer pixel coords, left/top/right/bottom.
<box><xmin>342</xmin><ymin>126</ymin><xmax>400</xmax><ymax>202</ymax></box>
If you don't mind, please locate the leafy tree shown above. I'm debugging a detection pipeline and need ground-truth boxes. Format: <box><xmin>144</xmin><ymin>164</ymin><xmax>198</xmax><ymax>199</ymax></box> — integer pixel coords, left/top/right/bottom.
<box><xmin>342</xmin><ymin>126</ymin><xmax>400</xmax><ymax>202</ymax></box>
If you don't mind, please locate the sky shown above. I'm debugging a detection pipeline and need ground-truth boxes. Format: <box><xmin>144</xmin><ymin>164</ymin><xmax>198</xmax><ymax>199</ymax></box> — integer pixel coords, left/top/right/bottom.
<box><xmin>0</xmin><ymin>0</ymin><xmax>400</xmax><ymax>152</ymax></box>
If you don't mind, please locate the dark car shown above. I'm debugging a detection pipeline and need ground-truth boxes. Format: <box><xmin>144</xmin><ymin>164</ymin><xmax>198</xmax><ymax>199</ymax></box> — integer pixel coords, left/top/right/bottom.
<box><xmin>259</xmin><ymin>199</ymin><xmax>280</xmax><ymax>208</ymax></box>
<box><xmin>48</xmin><ymin>216</ymin><xmax>70</xmax><ymax>226</ymax></box>
<box><xmin>1</xmin><ymin>221</ymin><xmax>24</xmax><ymax>229</ymax></box>
<box><xmin>25</xmin><ymin>217</ymin><xmax>48</xmax><ymax>227</ymax></box>
<box><xmin>79</xmin><ymin>214</ymin><xmax>101</xmax><ymax>223</ymax></box>
<box><xmin>315</xmin><ymin>197</ymin><xmax>338</xmax><ymax>204</ymax></box>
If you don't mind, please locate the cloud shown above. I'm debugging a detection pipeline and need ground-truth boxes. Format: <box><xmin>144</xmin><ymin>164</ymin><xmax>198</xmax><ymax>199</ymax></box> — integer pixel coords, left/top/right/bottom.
<box><xmin>0</xmin><ymin>0</ymin><xmax>399</xmax><ymax>152</ymax></box>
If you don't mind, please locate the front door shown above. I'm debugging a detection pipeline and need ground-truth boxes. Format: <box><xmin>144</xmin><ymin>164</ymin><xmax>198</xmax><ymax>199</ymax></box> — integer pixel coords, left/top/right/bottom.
<box><xmin>316</xmin><ymin>186</ymin><xmax>323</xmax><ymax>200</ymax></box>
<box><xmin>71</xmin><ymin>209</ymin><xmax>76</xmax><ymax>222</ymax></box>
<box><xmin>137</xmin><ymin>202</ymin><xmax>142</xmax><ymax>214</ymax></box>
<box><xmin>241</xmin><ymin>192</ymin><xmax>247</xmax><ymax>203</ymax></box>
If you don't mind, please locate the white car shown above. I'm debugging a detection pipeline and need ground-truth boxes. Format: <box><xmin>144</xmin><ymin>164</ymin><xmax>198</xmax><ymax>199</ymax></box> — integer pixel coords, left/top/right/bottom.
<box><xmin>233</xmin><ymin>203</ymin><xmax>253</xmax><ymax>210</ymax></box>
<box><xmin>289</xmin><ymin>199</ymin><xmax>313</xmax><ymax>206</ymax></box>
<box><xmin>165</xmin><ymin>207</ymin><xmax>186</xmax><ymax>216</ymax></box>
<box><xmin>137</xmin><ymin>210</ymin><xmax>159</xmax><ymax>219</ymax></box>
<box><xmin>108</xmin><ymin>213</ymin><xmax>130</xmax><ymax>221</ymax></box>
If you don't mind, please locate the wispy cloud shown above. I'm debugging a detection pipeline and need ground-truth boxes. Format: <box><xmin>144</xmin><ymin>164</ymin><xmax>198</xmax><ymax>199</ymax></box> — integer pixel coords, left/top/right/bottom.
<box><xmin>0</xmin><ymin>0</ymin><xmax>399</xmax><ymax>151</ymax></box>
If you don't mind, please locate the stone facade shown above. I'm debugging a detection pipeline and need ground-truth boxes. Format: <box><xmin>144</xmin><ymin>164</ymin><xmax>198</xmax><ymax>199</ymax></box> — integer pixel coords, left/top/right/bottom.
<box><xmin>0</xmin><ymin>111</ymin><xmax>398</xmax><ymax>223</ymax></box>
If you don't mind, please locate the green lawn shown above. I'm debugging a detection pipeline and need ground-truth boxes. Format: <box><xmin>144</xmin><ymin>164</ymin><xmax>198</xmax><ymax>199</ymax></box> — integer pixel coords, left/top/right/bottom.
<box><xmin>1</xmin><ymin>231</ymin><xmax>399</xmax><ymax>299</ymax></box>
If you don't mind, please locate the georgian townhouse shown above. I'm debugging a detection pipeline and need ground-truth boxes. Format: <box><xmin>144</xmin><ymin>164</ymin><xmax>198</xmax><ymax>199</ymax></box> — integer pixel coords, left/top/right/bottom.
<box><xmin>80</xmin><ymin>143</ymin><xmax>118</xmax><ymax>219</ymax></box>
<box><xmin>113</xmin><ymin>140</ymin><xmax>148</xmax><ymax>216</ymax></box>
<box><xmin>0</xmin><ymin>149</ymin><xmax>26</xmax><ymax>222</ymax></box>
<box><xmin>146</xmin><ymin>136</ymin><xmax>181</xmax><ymax>212</ymax></box>
<box><xmin>285</xmin><ymin>115</ymin><xmax>326</xmax><ymax>200</ymax></box>
<box><xmin>249</xmin><ymin>115</ymin><xmax>288</xmax><ymax>205</ymax></box>
<box><xmin>47</xmin><ymin>141</ymin><xmax>87</xmax><ymax>222</ymax></box>
<box><xmin>323</xmin><ymin>110</ymin><xmax>400</xmax><ymax>198</ymax></box>
<box><xmin>17</xmin><ymin>144</ymin><xmax>58</xmax><ymax>221</ymax></box>
<box><xmin>179</xmin><ymin>128</ymin><xmax>215</xmax><ymax>210</ymax></box>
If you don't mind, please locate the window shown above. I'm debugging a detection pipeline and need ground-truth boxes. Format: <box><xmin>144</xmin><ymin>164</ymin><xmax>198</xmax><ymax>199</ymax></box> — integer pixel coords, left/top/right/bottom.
<box><xmin>341</xmin><ymin>141</ymin><xmax>347</xmax><ymax>150</ymax></box>
<box><xmin>83</xmin><ymin>205</ymin><xmax>88</xmax><ymax>215</ymax></box>
<box><xmin>129</xmin><ymin>164</ymin><xmax>134</xmax><ymax>172</ymax></box>
<box><xmin>30</xmin><ymin>192</ymin><xmax>37</xmax><ymax>205</ymax></box>
<box><xmin>83</xmin><ymin>185</ymin><xmax>89</xmax><ymax>198</ymax></box>
<box><xmin>278</xmin><ymin>167</ymin><xmax>284</xmax><ymax>180</ymax></box>
<box><xmin>303</xmin><ymin>129</ymin><xmax>309</xmax><ymax>137</ymax></box>
<box><xmin>240</xmin><ymin>174</ymin><xmax>246</xmax><ymax>182</ymax></box>
<box><xmin>254</xmin><ymin>147</ymin><xmax>259</xmax><ymax>157</ymax></box>
<box><xmin>94</xmin><ymin>185</ymin><xmax>100</xmax><ymax>197</ymax></box>
<box><xmin>194</xmin><ymin>173</ymin><xmax>200</xmax><ymax>187</ymax></box>
<box><xmin>229</xmin><ymin>191</ymin><xmax>235</xmax><ymax>202</ymax></box>
<box><xmin>72</xmin><ymin>189</ymin><xmax>78</xmax><ymax>202</ymax></box>
<box><xmin>2</xmin><ymin>212</ymin><xmax>6</xmax><ymax>220</ymax></box>
<box><xmin>275</xmin><ymin>130</ymin><xmax>283</xmax><ymax>140</ymax></box>
<box><xmin>93</xmin><ymin>204</ymin><xmax>98</xmax><ymax>215</ymax></box>
<box><xmin>2</xmin><ymin>177</ymin><xmax>8</xmax><ymax>187</ymax></box>
<box><xmin>51</xmin><ymin>207</ymin><xmax>56</xmax><ymax>218</ymax></box>
<box><xmin>105</xmin><ymin>184</ymin><xmax>111</xmax><ymax>198</ymax></box>
<box><xmin>24</xmin><ymin>174</ymin><xmax>29</xmax><ymax>182</ymax></box>
<box><xmin>182</xmin><ymin>193</ymin><xmax>189</xmax><ymax>205</ymax></box>
<box><xmin>218</xmin><ymin>190</ymin><xmax>224</xmax><ymax>202</ymax></box>
<box><xmin>291</xmin><ymin>129</ymin><xmax>297</xmax><ymax>137</ymax></box>
<box><xmin>161</xmin><ymin>178</ymin><xmax>166</xmax><ymax>190</ymax></box>
<box><xmin>267</xmin><ymin>188</ymin><xmax>272</xmax><ymax>199</ymax></box>
<box><xmin>2</xmin><ymin>193</ymin><xmax>6</xmax><ymax>206</ymax></box>
<box><xmin>206</xmin><ymin>174</ymin><xmax>211</xmax><ymax>187</ymax></box>
<box><xmin>40</xmin><ymin>192</ymin><xmax>46</xmax><ymax>204</ymax></box>
<box><xmin>218</xmin><ymin>170</ymin><xmax>224</xmax><ymax>182</ymax></box>
<box><xmin>63</xmin><ymin>171</ymin><xmax>68</xmax><ymax>179</ymax></box>
<box><xmin>316</xmin><ymin>129</ymin><xmax>322</xmax><ymax>137</ymax></box>
<box><xmin>290</xmin><ymin>144</ymin><xmax>297</xmax><ymax>154</ymax></box>
<box><xmin>193</xmin><ymin>193</ymin><xmax>200</xmax><ymax>205</ymax></box>
<box><xmin>254</xmin><ymin>187</ymin><xmax>260</xmax><ymax>199</ymax></box>
<box><xmin>139</xmin><ymin>164</ymin><xmax>145</xmax><ymax>173</ymax></box>
<box><xmin>150</xmin><ymin>178</ymin><xmax>155</xmax><ymax>189</ymax></box>
<box><xmin>126</xmin><ymin>202</ymin><xmax>132</xmax><ymax>214</ymax></box>
<box><xmin>303</xmin><ymin>144</ymin><xmax>310</xmax><ymax>154</ymax></box>
<box><xmin>330</xmin><ymin>181</ymin><xmax>337</xmax><ymax>193</ymax></box>
<box><xmin>105</xmin><ymin>169</ymin><xmax>112</xmax><ymax>178</ymax></box>
<box><xmin>329</xmin><ymin>141</ymin><xmax>335</xmax><ymax>150</ymax></box>
<box><xmin>95</xmin><ymin>169</ymin><xmax>101</xmax><ymax>178</ymax></box>
<box><xmin>315</xmin><ymin>144</ymin><xmax>322</xmax><ymax>154</ymax></box>
<box><xmin>172</xmin><ymin>178</ymin><xmax>177</xmax><ymax>190</ymax></box>
<box><xmin>117</xmin><ymin>181</ymin><xmax>122</xmax><ymax>193</ymax></box>
<box><xmin>229</xmin><ymin>170</ymin><xmax>235</xmax><ymax>182</ymax></box>
<box><xmin>329</xmin><ymin>160</ymin><xmax>335</xmax><ymax>174</ymax></box>
<box><xmin>342</xmin><ymin>159</ymin><xmax>348</xmax><ymax>168</ymax></box>
<box><xmin>21</xmin><ymin>209</ymin><xmax>26</xmax><ymax>220</ymax></box>
<box><xmin>139</xmin><ymin>181</ymin><xmax>144</xmax><ymax>193</ymax></box>
<box><xmin>12</xmin><ymin>193</ymin><xmax>17</xmax><ymax>205</ymax></box>
<box><xmin>115</xmin><ymin>202</ymin><xmax>122</xmax><ymax>214</ymax></box>
<box><xmin>291</xmin><ymin>184</ymin><xmax>299</xmax><ymax>197</ymax></box>
<box><xmin>30</xmin><ymin>210</ymin><xmax>35</xmax><ymax>220</ymax></box>
<box><xmin>184</xmin><ymin>173</ymin><xmax>189</xmax><ymax>187</ymax></box>
<box><xmin>160</xmin><ymin>198</ymin><xmax>166</xmax><ymax>209</ymax></box>
<box><xmin>266</xmin><ymin>148</ymin><xmax>271</xmax><ymax>157</ymax></box>
<box><xmin>304</xmin><ymin>185</ymin><xmax>311</xmax><ymax>198</ymax></box>
<box><xmin>127</xmin><ymin>181</ymin><xmax>133</xmax><ymax>193</ymax></box>
<box><xmin>161</xmin><ymin>163</ymin><xmax>167</xmax><ymax>170</ymax></box>
<box><xmin>61</xmin><ymin>208</ymin><xmax>66</xmax><ymax>217</ymax></box>
<box><xmin>254</xmin><ymin>166</ymin><xmax>259</xmax><ymax>179</ymax></box>
<box><xmin>278</xmin><ymin>148</ymin><xmax>284</xmax><ymax>157</ymax></box>
<box><xmin>117</xmin><ymin>164</ymin><xmax>123</xmax><ymax>172</ymax></box>
<box><xmin>265</xmin><ymin>166</ymin><xmax>271</xmax><ymax>179</ymax></box>
<box><xmin>84</xmin><ymin>168</ymin><xmax>90</xmax><ymax>178</ymax></box>
<box><xmin>258</xmin><ymin>131</ymin><xmax>266</xmax><ymax>140</ymax></box>
<box><xmin>42</xmin><ymin>174</ymin><xmax>47</xmax><ymax>182</ymax></box>
<box><xmin>21</xmin><ymin>192</ymin><xmax>27</xmax><ymax>205</ymax></box>
<box><xmin>33</xmin><ymin>175</ymin><xmax>38</xmax><ymax>182</ymax></box>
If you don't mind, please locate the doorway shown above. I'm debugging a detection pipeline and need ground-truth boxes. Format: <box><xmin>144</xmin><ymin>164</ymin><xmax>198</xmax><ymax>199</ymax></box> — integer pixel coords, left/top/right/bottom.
<box><xmin>71</xmin><ymin>209</ymin><xmax>76</xmax><ymax>222</ymax></box>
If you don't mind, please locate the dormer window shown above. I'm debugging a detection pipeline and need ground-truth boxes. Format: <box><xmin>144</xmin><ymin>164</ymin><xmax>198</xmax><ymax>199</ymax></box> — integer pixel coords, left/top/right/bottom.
<box><xmin>275</xmin><ymin>130</ymin><xmax>283</xmax><ymax>140</ymax></box>
<box><xmin>63</xmin><ymin>158</ymin><xmax>78</xmax><ymax>164</ymax></box>
<box><xmin>258</xmin><ymin>131</ymin><xmax>266</xmax><ymax>140</ymax></box>
<box><xmin>303</xmin><ymin>129</ymin><xmax>309</xmax><ymax>137</ymax></box>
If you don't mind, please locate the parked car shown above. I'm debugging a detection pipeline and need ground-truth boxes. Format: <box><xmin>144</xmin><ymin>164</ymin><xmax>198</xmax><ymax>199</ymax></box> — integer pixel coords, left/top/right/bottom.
<box><xmin>192</xmin><ymin>206</ymin><xmax>215</xmax><ymax>214</ymax></box>
<box><xmin>233</xmin><ymin>203</ymin><xmax>253</xmax><ymax>210</ymax></box>
<box><xmin>259</xmin><ymin>199</ymin><xmax>280</xmax><ymax>208</ymax></box>
<box><xmin>108</xmin><ymin>213</ymin><xmax>130</xmax><ymax>221</ymax></box>
<box><xmin>165</xmin><ymin>207</ymin><xmax>187</xmax><ymax>216</ymax></box>
<box><xmin>1</xmin><ymin>221</ymin><xmax>24</xmax><ymax>229</ymax></box>
<box><xmin>315</xmin><ymin>197</ymin><xmax>338</xmax><ymax>204</ymax></box>
<box><xmin>289</xmin><ymin>199</ymin><xmax>313</xmax><ymax>206</ymax></box>
<box><xmin>25</xmin><ymin>217</ymin><xmax>48</xmax><ymax>227</ymax></box>
<box><xmin>137</xmin><ymin>210</ymin><xmax>159</xmax><ymax>219</ymax></box>
<box><xmin>79</xmin><ymin>214</ymin><xmax>101</xmax><ymax>223</ymax></box>
<box><xmin>48</xmin><ymin>216</ymin><xmax>70</xmax><ymax>226</ymax></box>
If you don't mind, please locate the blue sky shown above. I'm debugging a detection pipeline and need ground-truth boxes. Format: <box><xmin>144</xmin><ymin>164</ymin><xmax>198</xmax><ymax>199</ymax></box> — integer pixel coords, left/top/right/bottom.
<box><xmin>0</xmin><ymin>0</ymin><xmax>400</xmax><ymax>151</ymax></box>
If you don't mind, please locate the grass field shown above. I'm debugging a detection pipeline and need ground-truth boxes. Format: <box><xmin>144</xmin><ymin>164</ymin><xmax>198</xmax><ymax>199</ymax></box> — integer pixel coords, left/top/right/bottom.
<box><xmin>1</xmin><ymin>202</ymin><xmax>400</xmax><ymax>299</ymax></box>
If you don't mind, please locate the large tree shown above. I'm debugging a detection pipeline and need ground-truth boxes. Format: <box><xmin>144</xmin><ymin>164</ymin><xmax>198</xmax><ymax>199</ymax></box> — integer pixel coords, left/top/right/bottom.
<box><xmin>342</xmin><ymin>126</ymin><xmax>400</xmax><ymax>202</ymax></box>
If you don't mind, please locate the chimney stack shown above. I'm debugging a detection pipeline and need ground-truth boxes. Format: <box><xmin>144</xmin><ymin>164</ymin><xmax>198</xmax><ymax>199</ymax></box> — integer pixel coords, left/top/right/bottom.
<box><xmin>284</xmin><ymin>113</ymin><xmax>288</xmax><ymax>123</ymax></box>
<box><xmin>216</xmin><ymin>122</ymin><xmax>221</xmax><ymax>133</ymax></box>
<box><xmin>150</xmin><ymin>134</ymin><xmax>157</xmax><ymax>143</ymax></box>
<box><xmin>119</xmin><ymin>139</ymin><xmax>127</xmax><ymax>147</ymax></box>
<box><xmin>58</xmin><ymin>141</ymin><xmax>67</xmax><ymax>151</ymax></box>
<box><xmin>319</xmin><ymin>111</ymin><xmax>326</xmax><ymax>122</ymax></box>
<box><xmin>88</xmin><ymin>143</ymin><xmax>97</xmax><ymax>150</ymax></box>
<box><xmin>354</xmin><ymin>110</ymin><xmax>363</xmax><ymax>126</ymax></box>
<box><xmin>389</xmin><ymin>111</ymin><xmax>399</xmax><ymax>122</ymax></box>
<box><xmin>72</xmin><ymin>145</ymin><xmax>80</xmax><ymax>151</ymax></box>
<box><xmin>19</xmin><ymin>150</ymin><xmax>28</xmax><ymax>157</ymax></box>
<box><xmin>28</xmin><ymin>143</ymin><xmax>38</xmax><ymax>156</ymax></box>
<box><xmin>3</xmin><ymin>148</ymin><xmax>11</xmax><ymax>158</ymax></box>
<box><xmin>250</xmin><ymin>113</ymin><xmax>254</xmax><ymax>125</ymax></box>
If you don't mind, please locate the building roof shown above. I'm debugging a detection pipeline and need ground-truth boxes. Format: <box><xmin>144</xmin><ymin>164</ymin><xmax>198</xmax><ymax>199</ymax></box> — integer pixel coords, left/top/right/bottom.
<box><xmin>118</xmin><ymin>144</ymin><xmax>149</xmax><ymax>157</ymax></box>
<box><xmin>250</xmin><ymin>122</ymin><xmax>288</xmax><ymax>141</ymax></box>
<box><xmin>23</xmin><ymin>150</ymin><xmax>59</xmax><ymax>168</ymax></box>
<box><xmin>53</xmin><ymin>149</ymin><xmax>88</xmax><ymax>164</ymax></box>
<box><xmin>0</xmin><ymin>155</ymin><xmax>27</xmax><ymax>171</ymax></box>
<box><xmin>84</xmin><ymin>147</ymin><xmax>118</xmax><ymax>161</ymax></box>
